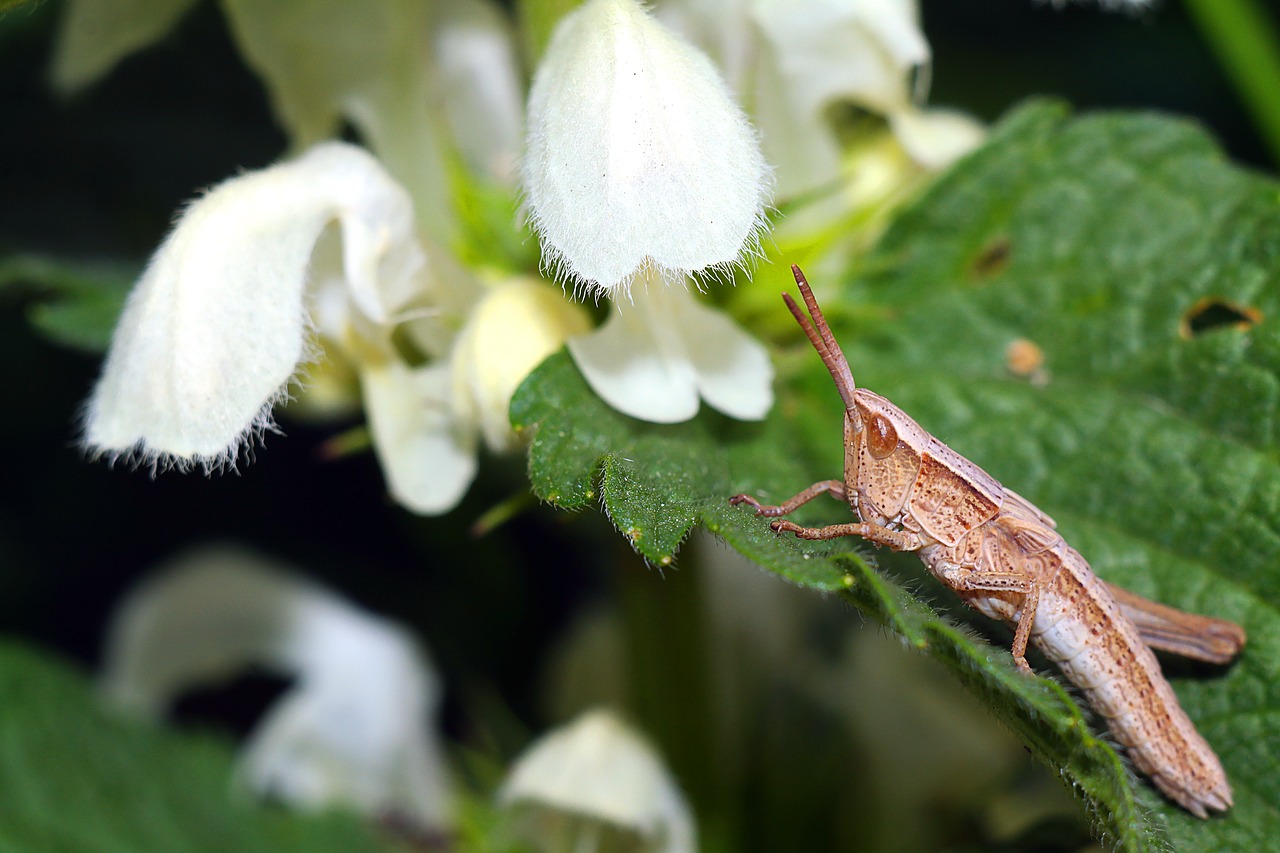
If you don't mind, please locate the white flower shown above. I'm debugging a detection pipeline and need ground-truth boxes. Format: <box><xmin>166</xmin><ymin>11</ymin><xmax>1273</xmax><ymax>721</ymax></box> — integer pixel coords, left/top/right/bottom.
<box><xmin>657</xmin><ymin>0</ymin><xmax>930</xmax><ymax>201</ymax></box>
<box><xmin>83</xmin><ymin>142</ymin><xmax>421</xmax><ymax>466</ymax></box>
<box><xmin>523</xmin><ymin>0</ymin><xmax>770</xmax><ymax>294</ymax></box>
<box><xmin>80</xmin><ymin>142</ymin><xmax>488</xmax><ymax>514</ymax></box>
<box><xmin>53</xmin><ymin>0</ymin><xmax>526</xmax><ymax>241</ymax></box>
<box><xmin>568</xmin><ymin>272</ymin><xmax>772</xmax><ymax>422</ymax></box>
<box><xmin>450</xmin><ymin>279</ymin><xmax>592</xmax><ymax>452</ymax></box>
<box><xmin>660</xmin><ymin>0</ymin><xmax>982</xmax><ymax>222</ymax></box>
<box><xmin>100</xmin><ymin>546</ymin><xmax>452</xmax><ymax>831</ymax></box>
<box><xmin>499</xmin><ymin>709</ymin><xmax>696</xmax><ymax>853</ymax></box>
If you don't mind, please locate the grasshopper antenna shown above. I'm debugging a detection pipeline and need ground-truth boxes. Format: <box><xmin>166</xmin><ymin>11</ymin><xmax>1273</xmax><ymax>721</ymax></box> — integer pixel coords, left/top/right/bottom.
<box><xmin>783</xmin><ymin>265</ymin><xmax>857</xmax><ymax>409</ymax></box>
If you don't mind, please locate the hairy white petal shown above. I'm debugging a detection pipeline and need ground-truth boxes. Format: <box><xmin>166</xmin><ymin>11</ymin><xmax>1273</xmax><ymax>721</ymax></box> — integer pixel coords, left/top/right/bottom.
<box><xmin>500</xmin><ymin>709</ymin><xmax>696</xmax><ymax>853</ymax></box>
<box><xmin>100</xmin><ymin>547</ymin><xmax>452</xmax><ymax>829</ymax></box>
<box><xmin>568</xmin><ymin>280</ymin><xmax>771</xmax><ymax>423</ymax></box>
<box><xmin>83</xmin><ymin>142</ymin><xmax>420</xmax><ymax>468</ymax></box>
<box><xmin>524</xmin><ymin>0</ymin><xmax>769</xmax><ymax>292</ymax></box>
<box><xmin>363</xmin><ymin>361</ymin><xmax>477</xmax><ymax>515</ymax></box>
<box><xmin>51</xmin><ymin>0</ymin><xmax>199</xmax><ymax>93</ymax></box>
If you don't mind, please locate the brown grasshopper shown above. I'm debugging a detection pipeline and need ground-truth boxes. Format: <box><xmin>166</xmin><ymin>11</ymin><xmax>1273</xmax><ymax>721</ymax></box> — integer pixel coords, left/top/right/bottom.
<box><xmin>730</xmin><ymin>265</ymin><xmax>1246</xmax><ymax>817</ymax></box>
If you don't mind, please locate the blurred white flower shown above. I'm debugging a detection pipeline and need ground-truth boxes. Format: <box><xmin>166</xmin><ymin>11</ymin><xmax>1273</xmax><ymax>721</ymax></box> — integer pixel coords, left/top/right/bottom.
<box><xmin>100</xmin><ymin>546</ymin><xmax>452</xmax><ymax>831</ymax></box>
<box><xmin>432</xmin><ymin>0</ymin><xmax>526</xmax><ymax>185</ymax></box>
<box><xmin>83</xmin><ymin>142</ymin><xmax>422</xmax><ymax>467</ymax></box>
<box><xmin>450</xmin><ymin>279</ymin><xmax>592</xmax><ymax>452</ymax></box>
<box><xmin>660</xmin><ymin>0</ymin><xmax>983</xmax><ymax>229</ymax></box>
<box><xmin>53</xmin><ymin>0</ymin><xmax>524</xmax><ymax>240</ymax></box>
<box><xmin>568</xmin><ymin>273</ymin><xmax>772</xmax><ymax>422</ymax></box>
<box><xmin>888</xmin><ymin>106</ymin><xmax>988</xmax><ymax>170</ymax></box>
<box><xmin>499</xmin><ymin>709</ymin><xmax>696</xmax><ymax>853</ymax></box>
<box><xmin>523</xmin><ymin>0</ymin><xmax>771</xmax><ymax>294</ymax></box>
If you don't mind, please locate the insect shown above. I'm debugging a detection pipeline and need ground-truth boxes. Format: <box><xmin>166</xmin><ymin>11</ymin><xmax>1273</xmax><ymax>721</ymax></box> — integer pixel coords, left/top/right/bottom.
<box><xmin>730</xmin><ymin>265</ymin><xmax>1246</xmax><ymax>817</ymax></box>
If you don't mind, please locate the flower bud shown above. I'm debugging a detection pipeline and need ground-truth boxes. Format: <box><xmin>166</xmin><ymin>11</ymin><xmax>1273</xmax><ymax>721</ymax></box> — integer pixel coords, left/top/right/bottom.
<box><xmin>451</xmin><ymin>279</ymin><xmax>592</xmax><ymax>451</ymax></box>
<box><xmin>499</xmin><ymin>709</ymin><xmax>695</xmax><ymax>853</ymax></box>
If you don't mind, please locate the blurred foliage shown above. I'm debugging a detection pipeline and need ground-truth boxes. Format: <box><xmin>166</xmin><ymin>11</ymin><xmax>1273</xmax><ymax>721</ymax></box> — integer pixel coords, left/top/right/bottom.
<box><xmin>0</xmin><ymin>254</ymin><xmax>132</xmax><ymax>352</ymax></box>
<box><xmin>0</xmin><ymin>641</ymin><xmax>394</xmax><ymax>852</ymax></box>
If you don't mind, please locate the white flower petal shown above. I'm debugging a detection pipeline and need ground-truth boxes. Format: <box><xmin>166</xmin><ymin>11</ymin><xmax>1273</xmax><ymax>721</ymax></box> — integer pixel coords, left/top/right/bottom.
<box><xmin>673</xmin><ymin>290</ymin><xmax>774</xmax><ymax>420</ymax></box>
<box><xmin>888</xmin><ymin>107</ymin><xmax>987</xmax><ymax>170</ymax></box>
<box><xmin>241</xmin><ymin>601</ymin><xmax>452</xmax><ymax>828</ymax></box>
<box><xmin>523</xmin><ymin>0</ymin><xmax>770</xmax><ymax>292</ymax></box>
<box><xmin>499</xmin><ymin>709</ymin><xmax>696</xmax><ymax>853</ymax></box>
<box><xmin>99</xmin><ymin>547</ymin><xmax>452</xmax><ymax>830</ymax></box>
<box><xmin>83</xmin><ymin>142</ymin><xmax>419</xmax><ymax>468</ymax></box>
<box><xmin>50</xmin><ymin>0</ymin><xmax>199</xmax><ymax>94</ymax></box>
<box><xmin>750</xmin><ymin>60</ymin><xmax>843</xmax><ymax>205</ymax></box>
<box><xmin>568</xmin><ymin>280</ymin><xmax>771</xmax><ymax>423</ymax></box>
<box><xmin>568</xmin><ymin>289</ymin><xmax>701</xmax><ymax>424</ymax></box>
<box><xmin>451</xmin><ymin>279</ymin><xmax>591</xmax><ymax>452</ymax></box>
<box><xmin>362</xmin><ymin>360</ymin><xmax>478</xmax><ymax>515</ymax></box>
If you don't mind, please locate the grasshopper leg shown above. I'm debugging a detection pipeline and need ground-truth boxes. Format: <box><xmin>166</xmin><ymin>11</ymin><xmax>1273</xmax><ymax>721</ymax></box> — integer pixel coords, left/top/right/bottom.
<box><xmin>770</xmin><ymin>518</ymin><xmax>923</xmax><ymax>552</ymax></box>
<box><xmin>730</xmin><ymin>480</ymin><xmax>845</xmax><ymax>517</ymax></box>
<box><xmin>937</xmin><ymin>563</ymin><xmax>1041</xmax><ymax>673</ymax></box>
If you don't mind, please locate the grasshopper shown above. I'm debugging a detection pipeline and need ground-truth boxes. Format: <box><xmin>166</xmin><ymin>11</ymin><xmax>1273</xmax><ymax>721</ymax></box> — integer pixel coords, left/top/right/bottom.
<box><xmin>730</xmin><ymin>266</ymin><xmax>1246</xmax><ymax>817</ymax></box>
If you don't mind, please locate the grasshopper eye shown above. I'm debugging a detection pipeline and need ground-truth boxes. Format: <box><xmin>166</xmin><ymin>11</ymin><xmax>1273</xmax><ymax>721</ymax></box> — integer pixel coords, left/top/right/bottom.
<box><xmin>866</xmin><ymin>413</ymin><xmax>898</xmax><ymax>459</ymax></box>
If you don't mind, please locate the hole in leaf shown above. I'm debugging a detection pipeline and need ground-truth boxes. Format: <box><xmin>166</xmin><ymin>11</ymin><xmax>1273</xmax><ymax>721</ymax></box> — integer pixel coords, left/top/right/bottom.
<box><xmin>1179</xmin><ymin>297</ymin><xmax>1262</xmax><ymax>340</ymax></box>
<box><xmin>968</xmin><ymin>238</ymin><xmax>1010</xmax><ymax>280</ymax></box>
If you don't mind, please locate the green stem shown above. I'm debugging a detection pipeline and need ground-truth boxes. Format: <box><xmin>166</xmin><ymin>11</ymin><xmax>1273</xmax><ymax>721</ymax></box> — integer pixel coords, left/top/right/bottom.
<box><xmin>1183</xmin><ymin>0</ymin><xmax>1280</xmax><ymax>167</ymax></box>
<box><xmin>516</xmin><ymin>0</ymin><xmax>583</xmax><ymax>69</ymax></box>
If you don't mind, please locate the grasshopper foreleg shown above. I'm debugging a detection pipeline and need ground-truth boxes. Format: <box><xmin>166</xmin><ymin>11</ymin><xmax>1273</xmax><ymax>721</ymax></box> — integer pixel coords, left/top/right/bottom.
<box><xmin>770</xmin><ymin>518</ymin><xmax>925</xmax><ymax>552</ymax></box>
<box><xmin>729</xmin><ymin>480</ymin><xmax>846</xmax><ymax>516</ymax></box>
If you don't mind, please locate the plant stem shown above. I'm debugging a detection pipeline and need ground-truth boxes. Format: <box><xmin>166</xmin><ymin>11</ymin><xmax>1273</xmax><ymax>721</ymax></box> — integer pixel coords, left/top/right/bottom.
<box><xmin>1183</xmin><ymin>0</ymin><xmax>1280</xmax><ymax>166</ymax></box>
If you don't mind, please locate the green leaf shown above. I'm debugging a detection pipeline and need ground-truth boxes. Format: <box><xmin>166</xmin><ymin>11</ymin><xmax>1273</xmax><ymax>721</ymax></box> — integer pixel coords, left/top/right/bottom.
<box><xmin>0</xmin><ymin>254</ymin><xmax>132</xmax><ymax>352</ymax></box>
<box><xmin>0</xmin><ymin>640</ymin><xmax>394</xmax><ymax>852</ymax></box>
<box><xmin>512</xmin><ymin>101</ymin><xmax>1280</xmax><ymax>851</ymax></box>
